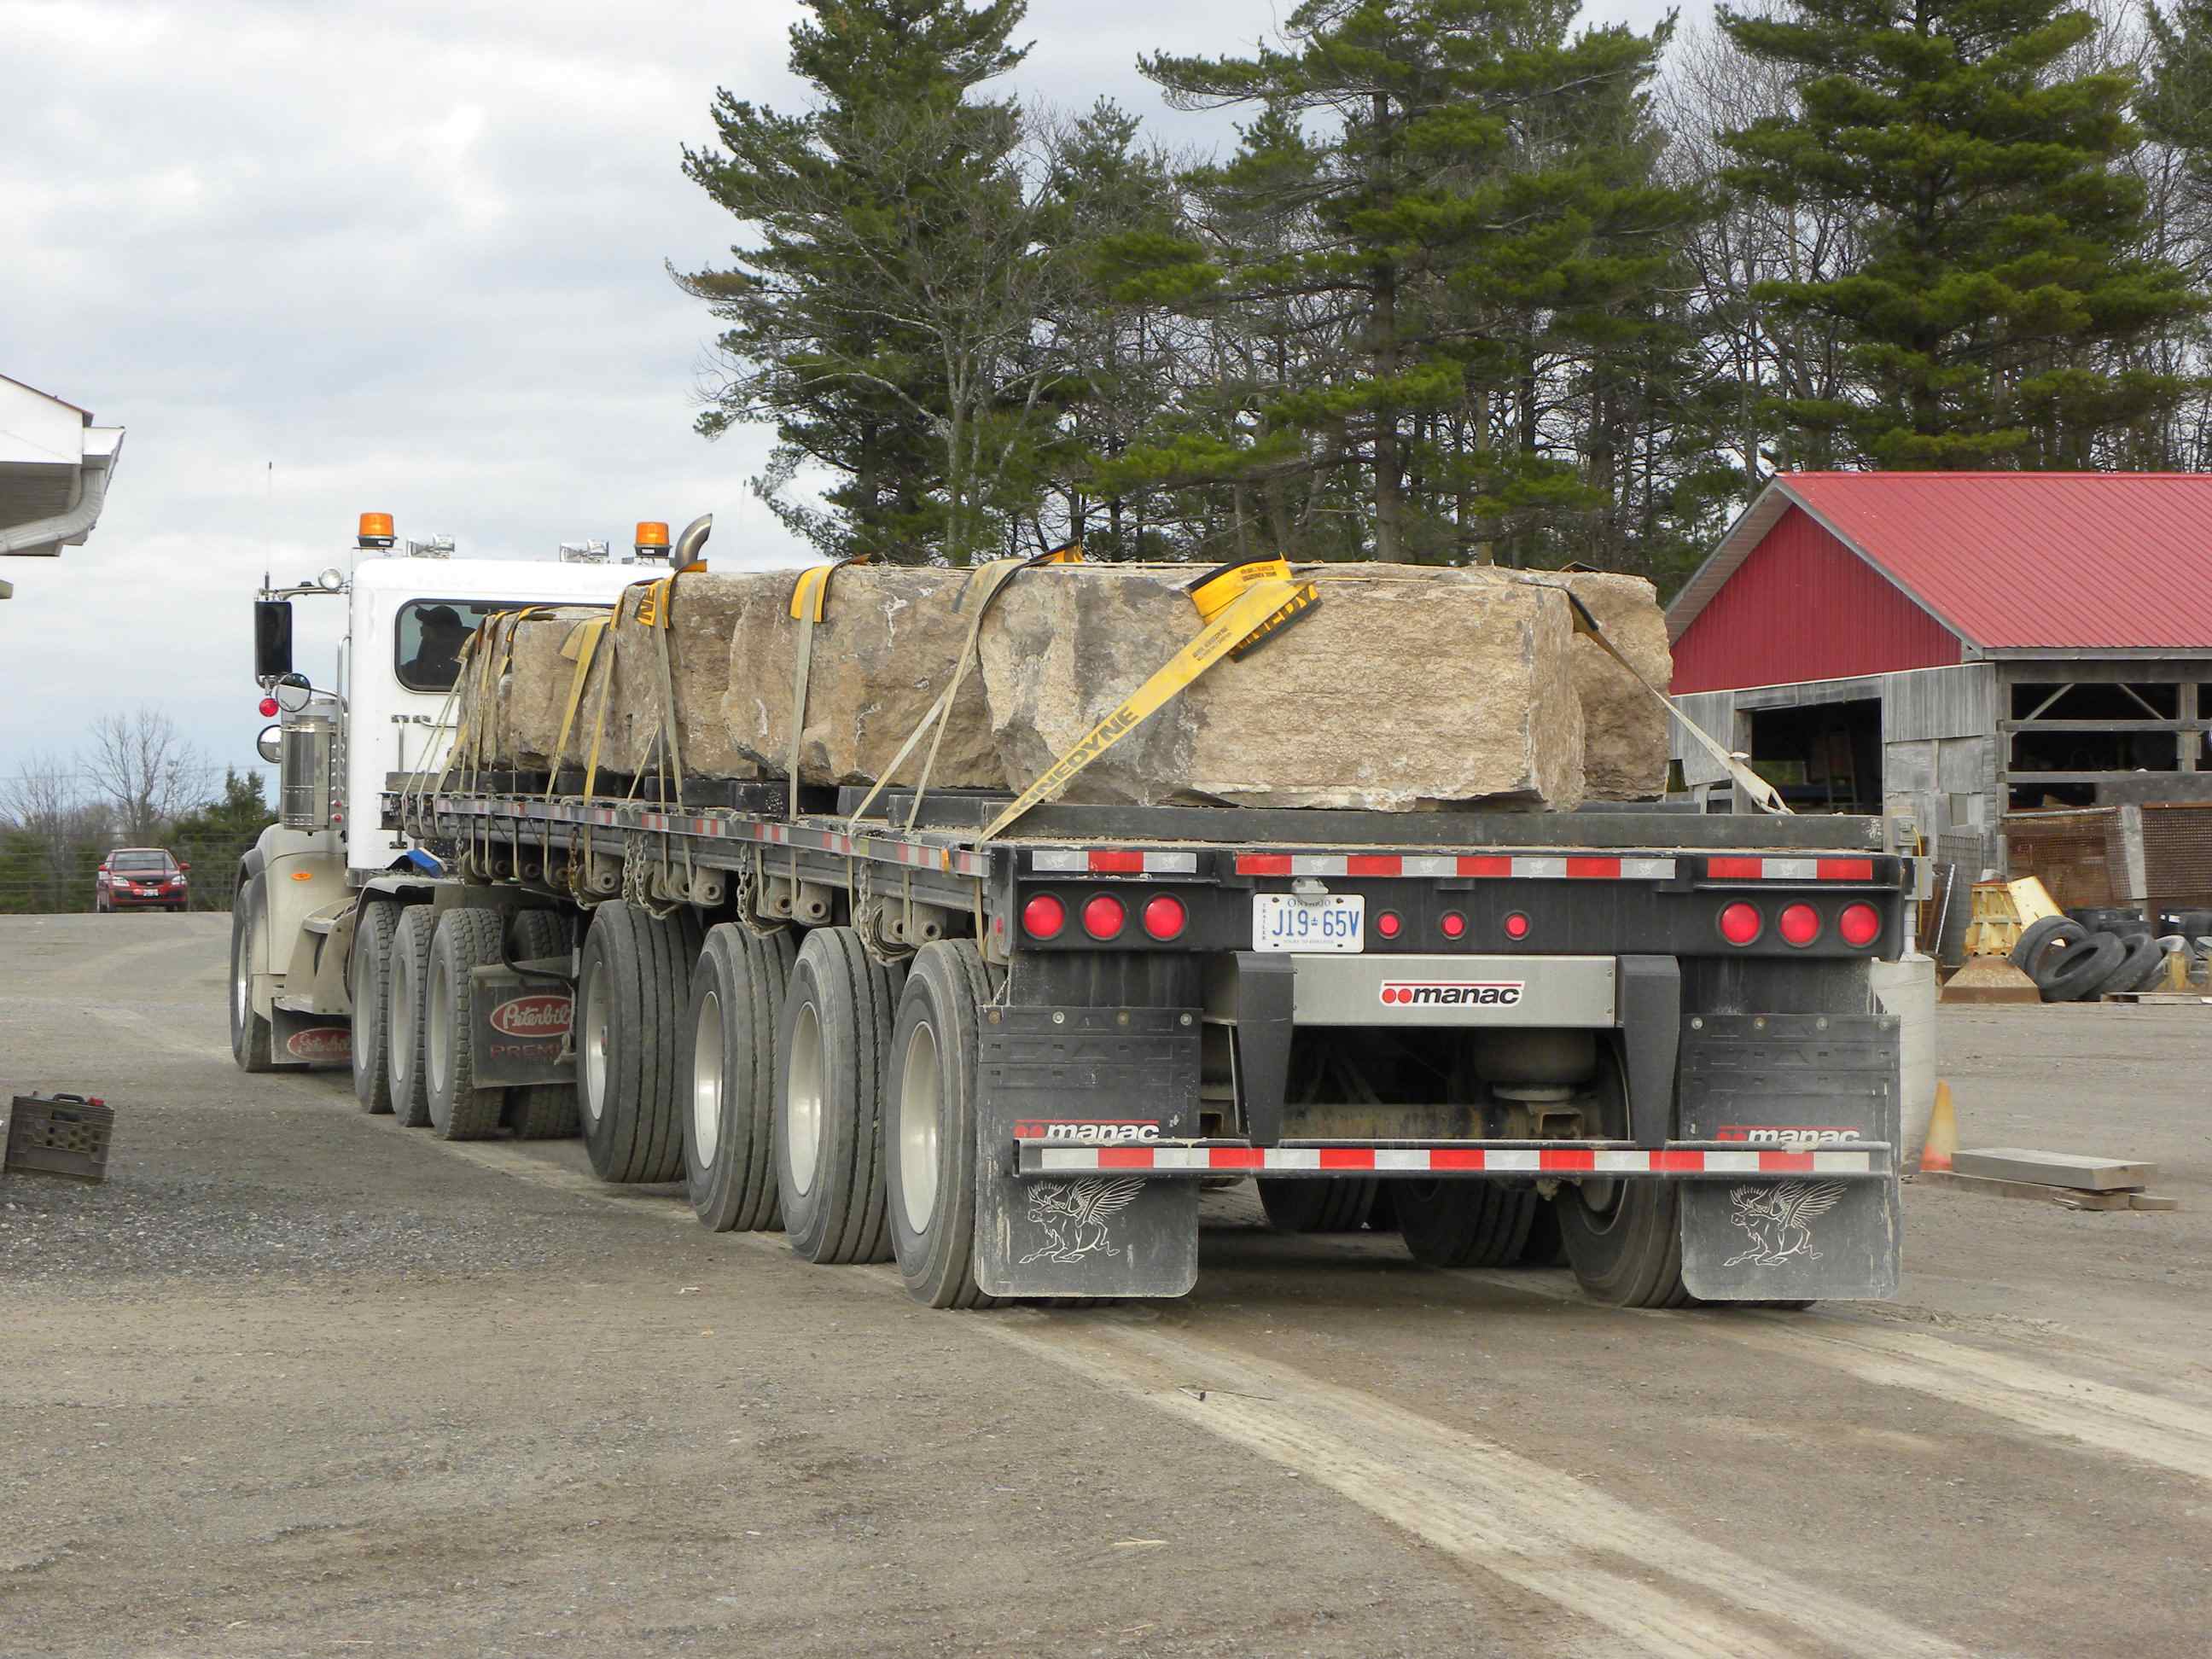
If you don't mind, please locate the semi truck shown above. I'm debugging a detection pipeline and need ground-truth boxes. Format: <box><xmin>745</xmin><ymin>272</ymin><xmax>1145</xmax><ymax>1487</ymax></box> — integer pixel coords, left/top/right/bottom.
<box><xmin>236</xmin><ymin>511</ymin><xmax>1919</xmax><ymax>1311</ymax></box>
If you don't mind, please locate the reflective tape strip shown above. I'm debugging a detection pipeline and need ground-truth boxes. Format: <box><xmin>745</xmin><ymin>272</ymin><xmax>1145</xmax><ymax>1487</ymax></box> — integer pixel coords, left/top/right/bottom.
<box><xmin>1231</xmin><ymin>853</ymin><xmax>1676</xmax><ymax>880</ymax></box>
<box><xmin>1020</xmin><ymin>1143</ymin><xmax>1879</xmax><ymax>1177</ymax></box>
<box><xmin>1708</xmin><ymin>856</ymin><xmax>1877</xmax><ymax>882</ymax></box>
<box><xmin>1030</xmin><ymin>849</ymin><xmax>1201</xmax><ymax>875</ymax></box>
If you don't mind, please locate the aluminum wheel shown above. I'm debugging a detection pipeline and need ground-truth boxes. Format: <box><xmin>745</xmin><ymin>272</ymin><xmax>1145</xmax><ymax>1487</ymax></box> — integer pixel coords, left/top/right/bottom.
<box><xmin>388</xmin><ymin>947</ymin><xmax>414</xmax><ymax>1082</ymax></box>
<box><xmin>427</xmin><ymin>952</ymin><xmax>451</xmax><ymax>1092</ymax></box>
<box><xmin>785</xmin><ymin>998</ymin><xmax>824</xmax><ymax>1197</ymax></box>
<box><xmin>232</xmin><ymin>908</ymin><xmax>253</xmax><ymax>1030</ymax></box>
<box><xmin>897</xmin><ymin>1016</ymin><xmax>941</xmax><ymax>1233</ymax></box>
<box><xmin>581</xmin><ymin>957</ymin><xmax>611</xmax><ymax>1126</ymax></box>
<box><xmin>691</xmin><ymin>987</ymin><xmax>724</xmax><ymax>1168</ymax></box>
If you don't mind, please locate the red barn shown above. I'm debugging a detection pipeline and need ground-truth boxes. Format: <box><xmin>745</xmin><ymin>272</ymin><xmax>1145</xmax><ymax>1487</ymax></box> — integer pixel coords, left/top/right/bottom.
<box><xmin>1663</xmin><ymin>474</ymin><xmax>2212</xmax><ymax>873</ymax></box>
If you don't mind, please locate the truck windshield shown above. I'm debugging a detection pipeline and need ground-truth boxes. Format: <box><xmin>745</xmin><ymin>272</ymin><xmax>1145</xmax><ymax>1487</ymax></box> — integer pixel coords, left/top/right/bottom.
<box><xmin>394</xmin><ymin>600</ymin><xmax>527</xmax><ymax>693</ymax></box>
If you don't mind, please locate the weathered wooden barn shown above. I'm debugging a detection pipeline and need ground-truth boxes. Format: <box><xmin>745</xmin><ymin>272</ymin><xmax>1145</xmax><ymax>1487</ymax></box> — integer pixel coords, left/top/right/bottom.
<box><xmin>1665</xmin><ymin>473</ymin><xmax>2212</xmax><ymax>882</ymax></box>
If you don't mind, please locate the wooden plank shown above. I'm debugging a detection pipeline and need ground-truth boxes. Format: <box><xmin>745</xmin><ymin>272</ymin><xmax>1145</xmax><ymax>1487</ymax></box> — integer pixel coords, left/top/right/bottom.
<box><xmin>2130</xmin><ymin>1193</ymin><xmax>2182</xmax><ymax>1212</ymax></box>
<box><xmin>1918</xmin><ymin>1170</ymin><xmax>2137</xmax><ymax>1210</ymax></box>
<box><xmin>1952</xmin><ymin>1147</ymin><xmax>2154</xmax><ymax>1190</ymax></box>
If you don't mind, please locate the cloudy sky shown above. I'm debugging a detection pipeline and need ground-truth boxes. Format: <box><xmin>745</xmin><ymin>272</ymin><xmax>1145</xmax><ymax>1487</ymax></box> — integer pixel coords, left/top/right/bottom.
<box><xmin>0</xmin><ymin>0</ymin><xmax>1680</xmax><ymax>799</ymax></box>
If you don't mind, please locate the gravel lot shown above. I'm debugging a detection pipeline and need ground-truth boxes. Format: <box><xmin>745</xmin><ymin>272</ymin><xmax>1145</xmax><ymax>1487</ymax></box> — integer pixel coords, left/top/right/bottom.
<box><xmin>4</xmin><ymin>914</ymin><xmax>2209</xmax><ymax>1656</ymax></box>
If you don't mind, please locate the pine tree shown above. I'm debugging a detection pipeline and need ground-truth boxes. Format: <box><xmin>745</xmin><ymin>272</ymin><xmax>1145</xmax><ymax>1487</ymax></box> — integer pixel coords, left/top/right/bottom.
<box><xmin>1119</xmin><ymin>0</ymin><xmax>1691</xmax><ymax>563</ymax></box>
<box><xmin>676</xmin><ymin>0</ymin><xmax>1029</xmax><ymax>560</ymax></box>
<box><xmin>2143</xmin><ymin>0</ymin><xmax>2212</xmax><ymax>185</ymax></box>
<box><xmin>1719</xmin><ymin>0</ymin><xmax>2201</xmax><ymax>469</ymax></box>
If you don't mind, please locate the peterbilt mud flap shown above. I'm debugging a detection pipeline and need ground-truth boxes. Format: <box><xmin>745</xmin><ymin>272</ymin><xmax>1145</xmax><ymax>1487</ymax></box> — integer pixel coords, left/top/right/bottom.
<box><xmin>1676</xmin><ymin>1013</ymin><xmax>1901</xmax><ymax>1301</ymax></box>
<box><xmin>974</xmin><ymin>1005</ymin><xmax>1201</xmax><ymax>1299</ymax></box>
<box><xmin>271</xmin><ymin>1005</ymin><xmax>349</xmax><ymax>1068</ymax></box>
<box><xmin>467</xmin><ymin>966</ymin><xmax>573</xmax><ymax>1088</ymax></box>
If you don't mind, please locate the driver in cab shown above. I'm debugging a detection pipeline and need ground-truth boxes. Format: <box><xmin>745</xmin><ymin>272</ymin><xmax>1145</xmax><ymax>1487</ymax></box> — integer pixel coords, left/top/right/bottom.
<box><xmin>403</xmin><ymin>606</ymin><xmax>470</xmax><ymax>689</ymax></box>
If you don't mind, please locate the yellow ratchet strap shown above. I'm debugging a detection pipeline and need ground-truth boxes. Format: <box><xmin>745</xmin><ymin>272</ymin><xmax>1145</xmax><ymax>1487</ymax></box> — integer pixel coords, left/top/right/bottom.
<box><xmin>978</xmin><ymin>555</ymin><xmax>1317</xmax><ymax>841</ymax></box>
<box><xmin>544</xmin><ymin>615</ymin><xmax>610</xmax><ymax>799</ymax></box>
<box><xmin>785</xmin><ymin>556</ymin><xmax>870</xmax><ymax>819</ymax></box>
<box><xmin>1537</xmin><ymin>585</ymin><xmax>1791</xmax><ymax>817</ymax></box>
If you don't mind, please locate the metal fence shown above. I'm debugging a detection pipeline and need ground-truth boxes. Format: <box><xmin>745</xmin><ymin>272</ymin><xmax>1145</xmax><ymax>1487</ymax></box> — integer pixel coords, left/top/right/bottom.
<box><xmin>0</xmin><ymin>832</ymin><xmax>261</xmax><ymax>916</ymax></box>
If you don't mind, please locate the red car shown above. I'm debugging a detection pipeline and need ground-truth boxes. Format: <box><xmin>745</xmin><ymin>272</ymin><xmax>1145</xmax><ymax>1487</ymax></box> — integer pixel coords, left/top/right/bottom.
<box><xmin>96</xmin><ymin>848</ymin><xmax>190</xmax><ymax>913</ymax></box>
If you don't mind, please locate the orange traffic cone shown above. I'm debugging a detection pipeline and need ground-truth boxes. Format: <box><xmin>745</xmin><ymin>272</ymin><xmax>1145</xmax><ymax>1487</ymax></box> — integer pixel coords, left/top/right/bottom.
<box><xmin>1920</xmin><ymin>1080</ymin><xmax>1958</xmax><ymax>1174</ymax></box>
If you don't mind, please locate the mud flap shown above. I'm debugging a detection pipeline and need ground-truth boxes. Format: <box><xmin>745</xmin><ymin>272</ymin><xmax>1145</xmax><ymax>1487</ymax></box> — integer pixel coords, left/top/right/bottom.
<box><xmin>972</xmin><ymin>1005</ymin><xmax>1201</xmax><ymax>1299</ymax></box>
<box><xmin>270</xmin><ymin>1004</ymin><xmax>349</xmax><ymax>1068</ymax></box>
<box><xmin>466</xmin><ymin>964</ymin><xmax>573</xmax><ymax>1088</ymax></box>
<box><xmin>1676</xmin><ymin>1013</ymin><xmax>1901</xmax><ymax>1301</ymax></box>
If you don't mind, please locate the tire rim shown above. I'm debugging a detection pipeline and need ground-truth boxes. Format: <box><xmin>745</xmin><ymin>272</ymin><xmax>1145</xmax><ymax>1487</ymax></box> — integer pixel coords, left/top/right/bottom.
<box><xmin>389</xmin><ymin>943</ymin><xmax>413</xmax><ymax>1084</ymax></box>
<box><xmin>786</xmin><ymin>998</ymin><xmax>824</xmax><ymax>1197</ymax></box>
<box><xmin>427</xmin><ymin>951</ymin><xmax>451</xmax><ymax>1094</ymax></box>
<box><xmin>582</xmin><ymin>957</ymin><xmax>610</xmax><ymax>1126</ymax></box>
<box><xmin>233</xmin><ymin>909</ymin><xmax>252</xmax><ymax>1033</ymax></box>
<box><xmin>692</xmin><ymin>987</ymin><xmax>724</xmax><ymax>1167</ymax></box>
<box><xmin>898</xmin><ymin>1017</ymin><xmax>940</xmax><ymax>1233</ymax></box>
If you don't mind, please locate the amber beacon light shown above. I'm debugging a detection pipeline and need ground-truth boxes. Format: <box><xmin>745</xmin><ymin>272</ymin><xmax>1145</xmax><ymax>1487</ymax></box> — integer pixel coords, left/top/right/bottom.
<box><xmin>357</xmin><ymin>511</ymin><xmax>395</xmax><ymax>549</ymax></box>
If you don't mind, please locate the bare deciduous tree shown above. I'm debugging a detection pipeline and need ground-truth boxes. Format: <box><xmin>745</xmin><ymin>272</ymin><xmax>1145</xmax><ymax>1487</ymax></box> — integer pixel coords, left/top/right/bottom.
<box><xmin>85</xmin><ymin>709</ymin><xmax>205</xmax><ymax>847</ymax></box>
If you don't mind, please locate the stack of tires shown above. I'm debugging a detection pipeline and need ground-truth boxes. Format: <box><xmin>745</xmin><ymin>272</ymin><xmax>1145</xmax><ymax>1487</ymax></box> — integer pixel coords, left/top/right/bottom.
<box><xmin>2009</xmin><ymin>908</ymin><xmax>2197</xmax><ymax>1002</ymax></box>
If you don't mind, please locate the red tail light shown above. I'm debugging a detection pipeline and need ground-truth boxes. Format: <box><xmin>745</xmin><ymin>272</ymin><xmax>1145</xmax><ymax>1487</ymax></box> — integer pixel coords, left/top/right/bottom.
<box><xmin>1142</xmin><ymin>894</ymin><xmax>1187</xmax><ymax>940</ymax></box>
<box><xmin>1375</xmin><ymin>911</ymin><xmax>1402</xmax><ymax>940</ymax></box>
<box><xmin>1838</xmin><ymin>902</ymin><xmax>1882</xmax><ymax>947</ymax></box>
<box><xmin>1502</xmin><ymin>911</ymin><xmax>1529</xmax><ymax>940</ymax></box>
<box><xmin>1440</xmin><ymin>911</ymin><xmax>1466</xmax><ymax>940</ymax></box>
<box><xmin>1082</xmin><ymin>893</ymin><xmax>1126</xmax><ymax>940</ymax></box>
<box><xmin>1778</xmin><ymin>903</ymin><xmax>1820</xmax><ymax>947</ymax></box>
<box><xmin>1022</xmin><ymin>894</ymin><xmax>1065</xmax><ymax>940</ymax></box>
<box><xmin>1719</xmin><ymin>902</ymin><xmax>1762</xmax><ymax>946</ymax></box>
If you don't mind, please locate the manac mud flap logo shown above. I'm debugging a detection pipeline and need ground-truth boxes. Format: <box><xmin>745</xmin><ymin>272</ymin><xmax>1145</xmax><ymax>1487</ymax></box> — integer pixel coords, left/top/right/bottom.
<box><xmin>286</xmin><ymin>1027</ymin><xmax>350</xmax><ymax>1061</ymax></box>
<box><xmin>489</xmin><ymin>994</ymin><xmax>573</xmax><ymax>1039</ymax></box>
<box><xmin>1715</xmin><ymin>1126</ymin><xmax>1865</xmax><ymax>1147</ymax></box>
<box><xmin>1013</xmin><ymin>1120</ymin><xmax>1163</xmax><ymax>1143</ymax></box>
<box><xmin>1377</xmin><ymin>981</ymin><xmax>1524</xmax><ymax>1008</ymax></box>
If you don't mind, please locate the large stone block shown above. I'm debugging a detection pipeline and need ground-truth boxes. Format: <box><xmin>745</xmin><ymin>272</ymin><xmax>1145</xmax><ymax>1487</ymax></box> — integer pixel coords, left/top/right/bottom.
<box><xmin>1523</xmin><ymin>571</ymin><xmax>1674</xmax><ymax>800</ymax></box>
<box><xmin>719</xmin><ymin>565</ymin><xmax>1001</xmax><ymax>789</ymax></box>
<box><xmin>483</xmin><ymin>608</ymin><xmax>611</xmax><ymax>771</ymax></box>
<box><xmin>977</xmin><ymin>564</ymin><xmax>1586</xmax><ymax>811</ymax></box>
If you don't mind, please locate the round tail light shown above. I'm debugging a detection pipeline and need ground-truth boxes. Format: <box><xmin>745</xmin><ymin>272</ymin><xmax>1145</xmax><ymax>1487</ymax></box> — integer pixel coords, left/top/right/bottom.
<box><xmin>258</xmin><ymin>696</ymin><xmax>280</xmax><ymax>718</ymax></box>
<box><xmin>1719</xmin><ymin>901</ymin><xmax>1762</xmax><ymax>946</ymax></box>
<box><xmin>1778</xmin><ymin>902</ymin><xmax>1821</xmax><ymax>947</ymax></box>
<box><xmin>1502</xmin><ymin>911</ymin><xmax>1529</xmax><ymax>940</ymax></box>
<box><xmin>1142</xmin><ymin>894</ymin><xmax>1187</xmax><ymax>940</ymax></box>
<box><xmin>1022</xmin><ymin>894</ymin><xmax>1065</xmax><ymax>940</ymax></box>
<box><xmin>1838</xmin><ymin>902</ymin><xmax>1882</xmax><ymax>947</ymax></box>
<box><xmin>1375</xmin><ymin>911</ymin><xmax>1402</xmax><ymax>940</ymax></box>
<box><xmin>1440</xmin><ymin>911</ymin><xmax>1466</xmax><ymax>940</ymax></box>
<box><xmin>1082</xmin><ymin>893</ymin><xmax>1126</xmax><ymax>940</ymax></box>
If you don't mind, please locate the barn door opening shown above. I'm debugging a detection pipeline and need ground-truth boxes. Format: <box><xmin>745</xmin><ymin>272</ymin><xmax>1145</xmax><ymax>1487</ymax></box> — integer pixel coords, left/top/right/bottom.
<box><xmin>1747</xmin><ymin>699</ymin><xmax>1883</xmax><ymax>813</ymax></box>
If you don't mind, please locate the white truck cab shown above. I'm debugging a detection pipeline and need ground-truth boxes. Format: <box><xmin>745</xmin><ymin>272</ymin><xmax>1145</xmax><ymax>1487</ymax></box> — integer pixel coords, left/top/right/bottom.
<box><xmin>231</xmin><ymin>514</ymin><xmax>689</xmax><ymax>1069</ymax></box>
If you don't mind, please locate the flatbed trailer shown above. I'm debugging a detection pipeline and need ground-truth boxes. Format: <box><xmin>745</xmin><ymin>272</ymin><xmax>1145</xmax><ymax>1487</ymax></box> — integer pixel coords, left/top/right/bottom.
<box><xmin>372</xmin><ymin>774</ymin><xmax>1916</xmax><ymax>1309</ymax></box>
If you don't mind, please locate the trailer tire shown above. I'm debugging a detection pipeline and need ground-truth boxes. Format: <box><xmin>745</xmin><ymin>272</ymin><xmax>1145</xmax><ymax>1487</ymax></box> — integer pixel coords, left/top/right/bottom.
<box><xmin>229</xmin><ymin>874</ymin><xmax>275</xmax><ymax>1074</ymax></box>
<box><xmin>684</xmin><ymin>924</ymin><xmax>797</xmax><ymax>1231</ymax></box>
<box><xmin>1257</xmin><ymin>1178</ymin><xmax>1379</xmax><ymax>1233</ymax></box>
<box><xmin>1557</xmin><ymin>1179</ymin><xmax>1691</xmax><ymax>1307</ymax></box>
<box><xmin>883</xmin><ymin>940</ymin><xmax>997</xmax><ymax>1308</ymax></box>
<box><xmin>2099</xmin><ymin>929</ymin><xmax>2166</xmax><ymax>997</ymax></box>
<box><xmin>386</xmin><ymin>905</ymin><xmax>436</xmax><ymax>1126</ymax></box>
<box><xmin>349</xmin><ymin>899</ymin><xmax>400</xmax><ymax>1114</ymax></box>
<box><xmin>425</xmin><ymin>909</ymin><xmax>509</xmax><ymax>1141</ymax></box>
<box><xmin>1519</xmin><ymin>1196</ymin><xmax>1568</xmax><ymax>1266</ymax></box>
<box><xmin>1395</xmin><ymin>1180</ymin><xmax>1540</xmax><ymax>1267</ymax></box>
<box><xmin>577</xmin><ymin>901</ymin><xmax>696</xmax><ymax>1183</ymax></box>
<box><xmin>497</xmin><ymin>911</ymin><xmax>581</xmax><ymax>1139</ymax></box>
<box><xmin>775</xmin><ymin>928</ymin><xmax>904</xmax><ymax>1266</ymax></box>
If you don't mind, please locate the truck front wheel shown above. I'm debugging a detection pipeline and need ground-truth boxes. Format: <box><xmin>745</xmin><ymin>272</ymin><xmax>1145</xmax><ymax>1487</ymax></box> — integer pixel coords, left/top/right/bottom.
<box><xmin>882</xmin><ymin>940</ymin><xmax>996</xmax><ymax>1308</ymax></box>
<box><xmin>229</xmin><ymin>874</ymin><xmax>274</xmax><ymax>1074</ymax></box>
<box><xmin>386</xmin><ymin>905</ymin><xmax>437</xmax><ymax>1127</ymax></box>
<box><xmin>682</xmin><ymin>923</ymin><xmax>795</xmax><ymax>1231</ymax></box>
<box><xmin>774</xmin><ymin>928</ymin><xmax>902</xmax><ymax>1266</ymax></box>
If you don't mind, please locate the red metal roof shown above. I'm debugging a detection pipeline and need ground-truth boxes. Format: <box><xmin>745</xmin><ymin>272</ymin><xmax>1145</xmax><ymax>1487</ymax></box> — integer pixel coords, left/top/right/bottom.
<box><xmin>1669</xmin><ymin>472</ymin><xmax>2212</xmax><ymax>652</ymax></box>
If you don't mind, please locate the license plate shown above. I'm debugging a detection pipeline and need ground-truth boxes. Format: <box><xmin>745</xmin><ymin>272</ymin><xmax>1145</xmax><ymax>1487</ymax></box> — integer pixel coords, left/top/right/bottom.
<box><xmin>1253</xmin><ymin>894</ymin><xmax>1365</xmax><ymax>952</ymax></box>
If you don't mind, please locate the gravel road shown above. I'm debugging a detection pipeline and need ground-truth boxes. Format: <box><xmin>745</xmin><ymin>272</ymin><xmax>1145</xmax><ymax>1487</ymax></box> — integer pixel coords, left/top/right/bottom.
<box><xmin>3</xmin><ymin>914</ymin><xmax>2209</xmax><ymax>1656</ymax></box>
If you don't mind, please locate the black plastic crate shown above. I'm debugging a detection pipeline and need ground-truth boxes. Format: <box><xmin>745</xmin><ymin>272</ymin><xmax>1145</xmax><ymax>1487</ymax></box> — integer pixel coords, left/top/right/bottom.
<box><xmin>4</xmin><ymin>1092</ymin><xmax>114</xmax><ymax>1183</ymax></box>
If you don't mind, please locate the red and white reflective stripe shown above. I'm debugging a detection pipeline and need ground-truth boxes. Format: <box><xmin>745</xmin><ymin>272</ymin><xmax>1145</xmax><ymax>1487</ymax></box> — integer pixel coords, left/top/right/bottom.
<box><xmin>1707</xmin><ymin>857</ymin><xmax>1876</xmax><ymax>882</ymax></box>
<box><xmin>1021</xmin><ymin>1144</ymin><xmax>1879</xmax><ymax>1177</ymax></box>
<box><xmin>1031</xmin><ymin>848</ymin><xmax>1201</xmax><ymax>876</ymax></box>
<box><xmin>1235</xmin><ymin>853</ymin><xmax>1674</xmax><ymax>881</ymax></box>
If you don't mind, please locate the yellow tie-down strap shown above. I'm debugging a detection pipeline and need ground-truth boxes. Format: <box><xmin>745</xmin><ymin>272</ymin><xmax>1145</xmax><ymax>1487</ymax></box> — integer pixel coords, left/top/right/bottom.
<box><xmin>979</xmin><ymin>556</ymin><xmax>1318</xmax><ymax>841</ymax></box>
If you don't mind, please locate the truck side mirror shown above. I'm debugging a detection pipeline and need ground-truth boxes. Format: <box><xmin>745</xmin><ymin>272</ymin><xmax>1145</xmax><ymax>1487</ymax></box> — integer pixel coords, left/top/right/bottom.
<box><xmin>255</xmin><ymin>599</ymin><xmax>294</xmax><ymax>681</ymax></box>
